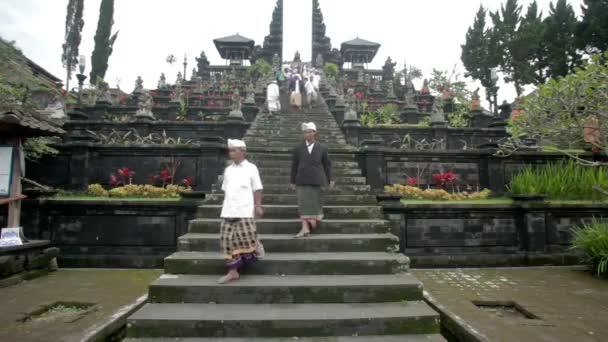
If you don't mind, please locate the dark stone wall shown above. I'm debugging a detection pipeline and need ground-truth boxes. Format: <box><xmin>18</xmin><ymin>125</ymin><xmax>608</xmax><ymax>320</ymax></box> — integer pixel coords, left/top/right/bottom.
<box><xmin>358</xmin><ymin>148</ymin><xmax>608</xmax><ymax>194</ymax></box>
<box><xmin>381</xmin><ymin>202</ymin><xmax>606</xmax><ymax>267</ymax></box>
<box><xmin>21</xmin><ymin>199</ymin><xmax>199</xmax><ymax>268</ymax></box>
<box><xmin>27</xmin><ymin>143</ymin><xmax>226</xmax><ymax>192</ymax></box>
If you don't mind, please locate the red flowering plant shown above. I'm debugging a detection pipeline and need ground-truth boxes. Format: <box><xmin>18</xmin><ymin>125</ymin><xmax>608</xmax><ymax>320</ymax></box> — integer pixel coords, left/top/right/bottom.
<box><xmin>110</xmin><ymin>167</ymin><xmax>135</xmax><ymax>187</ymax></box>
<box><xmin>432</xmin><ymin>171</ymin><xmax>456</xmax><ymax>190</ymax></box>
<box><xmin>182</xmin><ymin>176</ymin><xmax>194</xmax><ymax>187</ymax></box>
<box><xmin>405</xmin><ymin>177</ymin><xmax>418</xmax><ymax>187</ymax></box>
<box><xmin>149</xmin><ymin>91</ymin><xmax>158</xmax><ymax>97</ymax></box>
<box><xmin>118</xmin><ymin>95</ymin><xmax>127</xmax><ymax>105</ymax></box>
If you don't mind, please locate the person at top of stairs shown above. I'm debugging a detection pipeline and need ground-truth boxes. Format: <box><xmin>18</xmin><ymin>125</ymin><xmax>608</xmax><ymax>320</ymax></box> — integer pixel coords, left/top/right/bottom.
<box><xmin>290</xmin><ymin>122</ymin><xmax>335</xmax><ymax>238</ymax></box>
<box><xmin>217</xmin><ymin>139</ymin><xmax>265</xmax><ymax>284</ymax></box>
<box><xmin>288</xmin><ymin>71</ymin><xmax>303</xmax><ymax>111</ymax></box>
<box><xmin>266</xmin><ymin>80</ymin><xmax>281</xmax><ymax>117</ymax></box>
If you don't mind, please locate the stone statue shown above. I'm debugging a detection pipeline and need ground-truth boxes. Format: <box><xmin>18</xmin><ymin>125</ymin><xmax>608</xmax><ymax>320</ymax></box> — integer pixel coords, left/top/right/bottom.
<box><xmin>191</xmin><ymin>68</ymin><xmax>198</xmax><ymax>81</ymax></box>
<box><xmin>171</xmin><ymin>82</ymin><xmax>183</xmax><ymax>103</ymax></box>
<box><xmin>135</xmin><ymin>90</ymin><xmax>155</xmax><ymax>120</ymax></box>
<box><xmin>315</xmin><ymin>53</ymin><xmax>324</xmax><ymax>68</ymax></box>
<box><xmin>228</xmin><ymin>88</ymin><xmax>244</xmax><ymax>120</ymax></box>
<box><xmin>382</xmin><ymin>57</ymin><xmax>396</xmax><ymax>81</ymax></box>
<box><xmin>293</xmin><ymin>51</ymin><xmax>301</xmax><ymax>63</ymax></box>
<box><xmin>133</xmin><ymin>76</ymin><xmax>144</xmax><ymax>93</ymax></box>
<box><xmin>430</xmin><ymin>98</ymin><xmax>446</xmax><ymax>124</ymax></box>
<box><xmin>244</xmin><ymin>82</ymin><xmax>256</xmax><ymax>105</ymax></box>
<box><xmin>272</xmin><ymin>53</ymin><xmax>281</xmax><ymax>71</ymax></box>
<box><xmin>344</xmin><ymin>88</ymin><xmax>358</xmax><ymax>122</ymax></box>
<box><xmin>176</xmin><ymin>72</ymin><xmax>183</xmax><ymax>85</ymax></box>
<box><xmin>97</xmin><ymin>80</ymin><xmax>112</xmax><ymax>103</ymax></box>
<box><xmin>195</xmin><ymin>76</ymin><xmax>203</xmax><ymax>93</ymax></box>
<box><xmin>158</xmin><ymin>73</ymin><xmax>167</xmax><ymax>89</ymax></box>
<box><xmin>403</xmin><ymin>77</ymin><xmax>417</xmax><ymax>107</ymax></box>
<box><xmin>231</xmin><ymin>88</ymin><xmax>242</xmax><ymax>112</ymax></box>
<box><xmin>385</xmin><ymin>80</ymin><xmax>396</xmax><ymax>99</ymax></box>
<box><xmin>357</xmin><ymin>69</ymin><xmax>364</xmax><ymax>83</ymax></box>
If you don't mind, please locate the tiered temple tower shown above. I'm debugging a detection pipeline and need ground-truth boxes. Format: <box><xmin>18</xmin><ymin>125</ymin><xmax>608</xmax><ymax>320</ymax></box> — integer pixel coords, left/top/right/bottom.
<box><xmin>260</xmin><ymin>0</ymin><xmax>283</xmax><ymax>62</ymax></box>
<box><xmin>312</xmin><ymin>0</ymin><xmax>333</xmax><ymax>64</ymax></box>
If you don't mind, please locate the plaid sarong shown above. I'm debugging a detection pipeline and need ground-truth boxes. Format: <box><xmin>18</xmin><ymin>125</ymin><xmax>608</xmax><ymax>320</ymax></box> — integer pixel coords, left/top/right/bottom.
<box><xmin>220</xmin><ymin>218</ymin><xmax>259</xmax><ymax>270</ymax></box>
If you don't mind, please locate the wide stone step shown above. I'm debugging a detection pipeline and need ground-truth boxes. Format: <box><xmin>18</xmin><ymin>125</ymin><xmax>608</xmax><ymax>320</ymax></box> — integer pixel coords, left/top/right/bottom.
<box><xmin>148</xmin><ymin>273</ymin><xmax>424</xmax><ymax>304</ymax></box>
<box><xmin>127</xmin><ymin>302</ymin><xmax>439</xmax><ymax>338</ymax></box>
<box><xmin>261</xmin><ymin>176</ymin><xmax>366</xmax><ymax>185</ymax></box>
<box><xmin>254</xmin><ymin>160</ymin><xmax>360</xmax><ymax>168</ymax></box>
<box><xmin>196</xmin><ymin>205</ymin><xmax>382</xmax><ymax>220</ymax></box>
<box><xmin>188</xmin><ymin>219</ymin><xmax>391</xmax><ymax>235</ymax></box>
<box><xmin>240</xmin><ymin>166</ymin><xmax>363</xmax><ymax>176</ymax></box>
<box><xmin>260</xmin><ymin>184</ymin><xmax>371</xmax><ymax>193</ymax></box>
<box><xmin>124</xmin><ymin>334</ymin><xmax>446</xmax><ymax>342</ymax></box>
<box><xmin>247</xmin><ymin>154</ymin><xmax>360</xmax><ymax>162</ymax></box>
<box><xmin>178</xmin><ymin>233</ymin><xmax>398</xmax><ymax>253</ymax></box>
<box><xmin>164</xmin><ymin>252</ymin><xmax>410</xmax><ymax>275</ymax></box>
<box><xmin>203</xmin><ymin>193</ymin><xmax>376</xmax><ymax>205</ymax></box>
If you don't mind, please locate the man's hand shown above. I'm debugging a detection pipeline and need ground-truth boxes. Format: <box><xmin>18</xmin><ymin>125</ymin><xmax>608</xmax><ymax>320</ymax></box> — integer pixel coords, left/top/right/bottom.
<box><xmin>255</xmin><ymin>205</ymin><xmax>264</xmax><ymax>218</ymax></box>
<box><xmin>289</xmin><ymin>183</ymin><xmax>296</xmax><ymax>191</ymax></box>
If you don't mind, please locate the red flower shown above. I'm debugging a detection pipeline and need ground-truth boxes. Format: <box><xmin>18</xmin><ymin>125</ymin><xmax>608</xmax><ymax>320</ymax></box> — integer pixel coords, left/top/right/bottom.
<box><xmin>109</xmin><ymin>174</ymin><xmax>118</xmax><ymax>186</ymax></box>
<box><xmin>432</xmin><ymin>171</ymin><xmax>456</xmax><ymax>190</ymax></box>
<box><xmin>406</xmin><ymin>177</ymin><xmax>418</xmax><ymax>186</ymax></box>
<box><xmin>182</xmin><ymin>176</ymin><xmax>194</xmax><ymax>187</ymax></box>
<box><xmin>355</xmin><ymin>91</ymin><xmax>363</xmax><ymax>99</ymax></box>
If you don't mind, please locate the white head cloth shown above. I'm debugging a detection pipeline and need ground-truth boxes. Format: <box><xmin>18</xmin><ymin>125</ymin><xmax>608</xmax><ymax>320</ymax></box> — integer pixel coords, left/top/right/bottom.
<box><xmin>227</xmin><ymin>139</ymin><xmax>247</xmax><ymax>150</ymax></box>
<box><xmin>302</xmin><ymin>122</ymin><xmax>317</xmax><ymax>132</ymax></box>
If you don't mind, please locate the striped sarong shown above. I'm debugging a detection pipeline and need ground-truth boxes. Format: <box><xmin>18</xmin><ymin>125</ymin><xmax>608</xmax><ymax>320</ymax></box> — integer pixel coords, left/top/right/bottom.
<box><xmin>220</xmin><ymin>218</ymin><xmax>259</xmax><ymax>270</ymax></box>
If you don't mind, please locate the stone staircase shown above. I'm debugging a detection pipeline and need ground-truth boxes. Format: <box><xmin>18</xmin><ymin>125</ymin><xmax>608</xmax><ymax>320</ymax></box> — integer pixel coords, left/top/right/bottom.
<box><xmin>125</xmin><ymin>95</ymin><xmax>443</xmax><ymax>341</ymax></box>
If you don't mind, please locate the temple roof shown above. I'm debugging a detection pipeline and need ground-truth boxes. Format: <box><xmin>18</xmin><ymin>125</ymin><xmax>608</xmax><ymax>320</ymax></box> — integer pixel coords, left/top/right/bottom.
<box><xmin>341</xmin><ymin>37</ymin><xmax>381</xmax><ymax>48</ymax></box>
<box><xmin>0</xmin><ymin>107</ymin><xmax>65</xmax><ymax>137</ymax></box>
<box><xmin>213</xmin><ymin>33</ymin><xmax>255</xmax><ymax>44</ymax></box>
<box><xmin>341</xmin><ymin>37</ymin><xmax>381</xmax><ymax>63</ymax></box>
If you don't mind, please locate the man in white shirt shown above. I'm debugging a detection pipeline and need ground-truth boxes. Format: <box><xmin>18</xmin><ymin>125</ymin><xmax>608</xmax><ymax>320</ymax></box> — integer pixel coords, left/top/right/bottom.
<box><xmin>312</xmin><ymin>72</ymin><xmax>321</xmax><ymax>92</ymax></box>
<box><xmin>218</xmin><ymin>139</ymin><xmax>264</xmax><ymax>284</ymax></box>
<box><xmin>305</xmin><ymin>78</ymin><xmax>317</xmax><ymax>110</ymax></box>
<box><xmin>267</xmin><ymin>80</ymin><xmax>281</xmax><ymax>116</ymax></box>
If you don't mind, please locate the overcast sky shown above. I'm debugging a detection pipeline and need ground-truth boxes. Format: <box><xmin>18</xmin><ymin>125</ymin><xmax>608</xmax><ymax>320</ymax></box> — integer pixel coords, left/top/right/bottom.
<box><xmin>0</xmin><ymin>0</ymin><xmax>584</xmax><ymax>105</ymax></box>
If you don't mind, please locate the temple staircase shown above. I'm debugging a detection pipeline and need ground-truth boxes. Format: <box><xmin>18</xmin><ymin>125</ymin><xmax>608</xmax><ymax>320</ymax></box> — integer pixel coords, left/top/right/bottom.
<box><xmin>125</xmin><ymin>94</ymin><xmax>443</xmax><ymax>341</ymax></box>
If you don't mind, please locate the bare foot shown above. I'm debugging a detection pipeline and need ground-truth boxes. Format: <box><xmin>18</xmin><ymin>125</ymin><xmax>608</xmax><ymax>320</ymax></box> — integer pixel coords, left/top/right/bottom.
<box><xmin>217</xmin><ymin>271</ymin><xmax>240</xmax><ymax>284</ymax></box>
<box><xmin>295</xmin><ymin>227</ymin><xmax>310</xmax><ymax>238</ymax></box>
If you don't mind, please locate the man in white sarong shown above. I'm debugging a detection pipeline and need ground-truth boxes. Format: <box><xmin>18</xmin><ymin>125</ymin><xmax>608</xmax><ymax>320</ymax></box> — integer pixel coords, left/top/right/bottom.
<box><xmin>267</xmin><ymin>80</ymin><xmax>281</xmax><ymax>116</ymax></box>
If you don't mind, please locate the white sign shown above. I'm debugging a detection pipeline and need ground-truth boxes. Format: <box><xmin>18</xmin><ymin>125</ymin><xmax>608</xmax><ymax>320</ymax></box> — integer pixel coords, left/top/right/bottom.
<box><xmin>0</xmin><ymin>146</ymin><xmax>13</xmax><ymax>197</ymax></box>
<box><xmin>0</xmin><ymin>227</ymin><xmax>23</xmax><ymax>247</ymax></box>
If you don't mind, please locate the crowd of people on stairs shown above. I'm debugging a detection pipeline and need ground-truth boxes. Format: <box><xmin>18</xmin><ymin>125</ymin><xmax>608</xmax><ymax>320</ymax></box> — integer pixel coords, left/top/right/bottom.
<box><xmin>267</xmin><ymin>57</ymin><xmax>322</xmax><ymax>114</ymax></box>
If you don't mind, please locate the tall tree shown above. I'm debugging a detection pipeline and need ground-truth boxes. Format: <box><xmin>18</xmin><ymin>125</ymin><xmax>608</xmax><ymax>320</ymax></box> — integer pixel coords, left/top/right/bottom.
<box><xmin>61</xmin><ymin>0</ymin><xmax>84</xmax><ymax>92</ymax></box>
<box><xmin>461</xmin><ymin>6</ymin><xmax>500</xmax><ymax>105</ymax></box>
<box><xmin>512</xmin><ymin>1</ymin><xmax>548</xmax><ymax>86</ymax></box>
<box><xmin>490</xmin><ymin>0</ymin><xmax>523</xmax><ymax>95</ymax></box>
<box><xmin>576</xmin><ymin>0</ymin><xmax>608</xmax><ymax>53</ymax></box>
<box><xmin>543</xmin><ymin>0</ymin><xmax>580</xmax><ymax>79</ymax></box>
<box><xmin>90</xmin><ymin>0</ymin><xmax>118</xmax><ymax>84</ymax></box>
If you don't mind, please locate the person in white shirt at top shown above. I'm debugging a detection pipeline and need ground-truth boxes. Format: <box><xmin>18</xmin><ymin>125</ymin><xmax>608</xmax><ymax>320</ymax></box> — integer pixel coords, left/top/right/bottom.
<box><xmin>217</xmin><ymin>139</ymin><xmax>264</xmax><ymax>284</ymax></box>
<box><xmin>304</xmin><ymin>77</ymin><xmax>317</xmax><ymax>110</ymax></box>
<box><xmin>312</xmin><ymin>71</ymin><xmax>321</xmax><ymax>92</ymax></box>
<box><xmin>267</xmin><ymin>80</ymin><xmax>281</xmax><ymax>117</ymax></box>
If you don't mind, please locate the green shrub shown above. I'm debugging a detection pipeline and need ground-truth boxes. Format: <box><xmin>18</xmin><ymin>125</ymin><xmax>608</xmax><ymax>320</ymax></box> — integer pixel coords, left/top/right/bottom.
<box><xmin>571</xmin><ymin>218</ymin><xmax>608</xmax><ymax>277</ymax></box>
<box><xmin>360</xmin><ymin>104</ymin><xmax>396</xmax><ymax>126</ymax></box>
<box><xmin>507</xmin><ymin>160</ymin><xmax>608</xmax><ymax>201</ymax></box>
<box><xmin>323</xmin><ymin>63</ymin><xmax>339</xmax><ymax>79</ymax></box>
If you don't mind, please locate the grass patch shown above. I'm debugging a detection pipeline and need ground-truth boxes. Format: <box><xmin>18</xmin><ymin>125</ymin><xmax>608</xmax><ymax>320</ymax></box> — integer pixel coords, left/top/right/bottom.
<box><xmin>571</xmin><ymin>218</ymin><xmax>608</xmax><ymax>277</ymax></box>
<box><xmin>400</xmin><ymin>198</ymin><xmax>513</xmax><ymax>204</ymax></box>
<box><xmin>52</xmin><ymin>194</ymin><xmax>180</xmax><ymax>201</ymax></box>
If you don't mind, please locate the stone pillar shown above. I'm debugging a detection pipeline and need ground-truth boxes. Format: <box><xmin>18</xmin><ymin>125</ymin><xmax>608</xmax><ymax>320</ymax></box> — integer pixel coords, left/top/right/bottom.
<box><xmin>521</xmin><ymin>206</ymin><xmax>547</xmax><ymax>252</ymax></box>
<box><xmin>361</xmin><ymin>139</ymin><xmax>386</xmax><ymax>192</ymax></box>
<box><xmin>342</xmin><ymin>121</ymin><xmax>360</xmax><ymax>146</ymax></box>
<box><xmin>223</xmin><ymin>121</ymin><xmax>248</xmax><ymax>140</ymax></box>
<box><xmin>68</xmin><ymin>145</ymin><xmax>91</xmax><ymax>189</ymax></box>
<box><xmin>431</xmin><ymin>125</ymin><xmax>448</xmax><ymax>149</ymax></box>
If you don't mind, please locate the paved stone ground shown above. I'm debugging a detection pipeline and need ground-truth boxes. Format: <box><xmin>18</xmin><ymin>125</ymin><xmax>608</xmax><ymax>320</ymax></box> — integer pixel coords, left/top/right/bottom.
<box><xmin>0</xmin><ymin>269</ymin><xmax>162</xmax><ymax>342</ymax></box>
<box><xmin>413</xmin><ymin>266</ymin><xmax>608</xmax><ymax>342</ymax></box>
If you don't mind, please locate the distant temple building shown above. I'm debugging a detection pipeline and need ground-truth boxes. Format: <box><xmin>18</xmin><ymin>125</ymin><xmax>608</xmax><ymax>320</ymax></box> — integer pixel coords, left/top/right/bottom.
<box><xmin>340</xmin><ymin>37</ymin><xmax>381</xmax><ymax>69</ymax></box>
<box><xmin>213</xmin><ymin>34</ymin><xmax>255</xmax><ymax>66</ymax></box>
